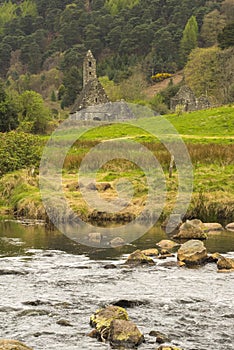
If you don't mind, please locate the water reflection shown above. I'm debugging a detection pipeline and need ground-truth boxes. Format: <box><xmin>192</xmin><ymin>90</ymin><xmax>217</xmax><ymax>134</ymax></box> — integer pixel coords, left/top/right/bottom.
<box><xmin>0</xmin><ymin>220</ymin><xmax>234</xmax><ymax>259</ymax></box>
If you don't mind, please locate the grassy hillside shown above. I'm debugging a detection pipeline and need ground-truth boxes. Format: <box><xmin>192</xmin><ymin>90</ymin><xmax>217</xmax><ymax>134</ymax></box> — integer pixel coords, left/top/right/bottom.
<box><xmin>74</xmin><ymin>104</ymin><xmax>234</xmax><ymax>144</ymax></box>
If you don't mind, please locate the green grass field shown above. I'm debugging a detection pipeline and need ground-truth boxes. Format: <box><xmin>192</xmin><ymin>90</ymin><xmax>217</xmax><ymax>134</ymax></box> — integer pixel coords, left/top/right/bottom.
<box><xmin>72</xmin><ymin>105</ymin><xmax>234</xmax><ymax>144</ymax></box>
<box><xmin>0</xmin><ymin>105</ymin><xmax>234</xmax><ymax>223</ymax></box>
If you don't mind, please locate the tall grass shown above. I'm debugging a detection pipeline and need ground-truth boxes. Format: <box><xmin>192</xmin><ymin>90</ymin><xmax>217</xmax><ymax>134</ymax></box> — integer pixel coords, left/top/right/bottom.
<box><xmin>63</xmin><ymin>141</ymin><xmax>234</xmax><ymax>171</ymax></box>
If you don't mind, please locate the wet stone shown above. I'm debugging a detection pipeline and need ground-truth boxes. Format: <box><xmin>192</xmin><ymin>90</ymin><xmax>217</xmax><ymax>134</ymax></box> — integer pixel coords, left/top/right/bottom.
<box><xmin>109</xmin><ymin>319</ymin><xmax>144</xmax><ymax>348</ymax></box>
<box><xmin>217</xmin><ymin>256</ymin><xmax>234</xmax><ymax>272</ymax></box>
<box><xmin>0</xmin><ymin>339</ymin><xmax>33</xmax><ymax>350</ymax></box>
<box><xmin>22</xmin><ymin>300</ymin><xmax>51</xmax><ymax>306</ymax></box>
<box><xmin>177</xmin><ymin>239</ymin><xmax>208</xmax><ymax>266</ymax></box>
<box><xmin>0</xmin><ymin>269</ymin><xmax>27</xmax><ymax>276</ymax></box>
<box><xmin>125</xmin><ymin>250</ymin><xmax>155</xmax><ymax>266</ymax></box>
<box><xmin>56</xmin><ymin>319</ymin><xmax>72</xmax><ymax>326</ymax></box>
<box><xmin>112</xmin><ymin>299</ymin><xmax>149</xmax><ymax>308</ymax></box>
<box><xmin>149</xmin><ymin>330</ymin><xmax>171</xmax><ymax>343</ymax></box>
<box><xmin>103</xmin><ymin>264</ymin><xmax>117</xmax><ymax>269</ymax></box>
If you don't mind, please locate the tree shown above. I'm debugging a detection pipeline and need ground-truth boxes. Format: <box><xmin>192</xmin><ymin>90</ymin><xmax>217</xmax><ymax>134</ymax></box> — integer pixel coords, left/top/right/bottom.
<box><xmin>0</xmin><ymin>81</ymin><xmax>19</xmax><ymax>132</ymax></box>
<box><xmin>61</xmin><ymin>66</ymin><xmax>82</xmax><ymax>107</ymax></box>
<box><xmin>184</xmin><ymin>47</ymin><xmax>219</xmax><ymax>99</ymax></box>
<box><xmin>51</xmin><ymin>90</ymin><xmax>56</xmax><ymax>102</ymax></box>
<box><xmin>180</xmin><ymin>16</ymin><xmax>198</xmax><ymax>66</ymax></box>
<box><xmin>221</xmin><ymin>0</ymin><xmax>234</xmax><ymax>24</ymax></box>
<box><xmin>18</xmin><ymin>90</ymin><xmax>51</xmax><ymax>134</ymax></box>
<box><xmin>0</xmin><ymin>43</ymin><xmax>12</xmax><ymax>78</ymax></box>
<box><xmin>218</xmin><ymin>22</ymin><xmax>234</xmax><ymax>49</ymax></box>
<box><xmin>184</xmin><ymin>46</ymin><xmax>234</xmax><ymax>104</ymax></box>
<box><xmin>200</xmin><ymin>10</ymin><xmax>226</xmax><ymax>47</ymax></box>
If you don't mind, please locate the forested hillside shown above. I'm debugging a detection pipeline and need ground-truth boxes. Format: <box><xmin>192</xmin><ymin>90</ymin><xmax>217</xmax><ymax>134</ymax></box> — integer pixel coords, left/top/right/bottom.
<box><xmin>0</xmin><ymin>0</ymin><xmax>233</xmax><ymax>132</ymax></box>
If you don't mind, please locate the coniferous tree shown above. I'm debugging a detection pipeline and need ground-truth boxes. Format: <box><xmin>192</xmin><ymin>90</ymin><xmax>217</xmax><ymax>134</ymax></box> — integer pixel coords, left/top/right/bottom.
<box><xmin>179</xmin><ymin>15</ymin><xmax>198</xmax><ymax>66</ymax></box>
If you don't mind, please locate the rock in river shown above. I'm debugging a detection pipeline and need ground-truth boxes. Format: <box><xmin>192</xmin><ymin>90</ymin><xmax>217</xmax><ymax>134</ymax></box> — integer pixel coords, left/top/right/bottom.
<box><xmin>177</xmin><ymin>239</ymin><xmax>207</xmax><ymax>266</ymax></box>
<box><xmin>90</xmin><ymin>305</ymin><xmax>144</xmax><ymax>347</ymax></box>
<box><xmin>173</xmin><ymin>220</ymin><xmax>207</xmax><ymax>240</ymax></box>
<box><xmin>202</xmin><ymin>222</ymin><xmax>223</xmax><ymax>232</ymax></box>
<box><xmin>141</xmin><ymin>248</ymin><xmax>159</xmax><ymax>256</ymax></box>
<box><xmin>109</xmin><ymin>319</ymin><xmax>144</xmax><ymax>348</ymax></box>
<box><xmin>149</xmin><ymin>330</ymin><xmax>171</xmax><ymax>343</ymax></box>
<box><xmin>90</xmin><ymin>305</ymin><xmax>128</xmax><ymax>338</ymax></box>
<box><xmin>125</xmin><ymin>250</ymin><xmax>155</xmax><ymax>266</ymax></box>
<box><xmin>156</xmin><ymin>240</ymin><xmax>180</xmax><ymax>252</ymax></box>
<box><xmin>217</xmin><ymin>256</ymin><xmax>234</xmax><ymax>272</ymax></box>
<box><xmin>0</xmin><ymin>339</ymin><xmax>33</xmax><ymax>350</ymax></box>
<box><xmin>225</xmin><ymin>222</ymin><xmax>234</xmax><ymax>232</ymax></box>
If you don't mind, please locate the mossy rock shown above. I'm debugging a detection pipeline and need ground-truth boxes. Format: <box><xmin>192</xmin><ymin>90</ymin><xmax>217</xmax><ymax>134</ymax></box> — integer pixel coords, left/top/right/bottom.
<box><xmin>217</xmin><ymin>256</ymin><xmax>234</xmax><ymax>271</ymax></box>
<box><xmin>90</xmin><ymin>305</ymin><xmax>129</xmax><ymax>336</ymax></box>
<box><xmin>141</xmin><ymin>248</ymin><xmax>159</xmax><ymax>256</ymax></box>
<box><xmin>173</xmin><ymin>221</ymin><xmax>207</xmax><ymax>240</ymax></box>
<box><xmin>109</xmin><ymin>319</ymin><xmax>144</xmax><ymax>348</ymax></box>
<box><xmin>125</xmin><ymin>250</ymin><xmax>155</xmax><ymax>266</ymax></box>
<box><xmin>0</xmin><ymin>339</ymin><xmax>33</xmax><ymax>350</ymax></box>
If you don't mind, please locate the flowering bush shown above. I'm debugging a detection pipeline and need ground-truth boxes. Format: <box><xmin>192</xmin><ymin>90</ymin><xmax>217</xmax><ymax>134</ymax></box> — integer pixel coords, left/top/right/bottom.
<box><xmin>151</xmin><ymin>73</ymin><xmax>172</xmax><ymax>82</ymax></box>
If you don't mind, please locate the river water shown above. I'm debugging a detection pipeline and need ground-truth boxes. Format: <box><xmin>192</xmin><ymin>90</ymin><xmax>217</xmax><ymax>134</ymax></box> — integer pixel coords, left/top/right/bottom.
<box><xmin>0</xmin><ymin>220</ymin><xmax>234</xmax><ymax>350</ymax></box>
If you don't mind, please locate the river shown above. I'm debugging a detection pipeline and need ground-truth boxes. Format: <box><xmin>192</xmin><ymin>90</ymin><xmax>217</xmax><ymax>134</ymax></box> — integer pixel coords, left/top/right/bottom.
<box><xmin>0</xmin><ymin>220</ymin><xmax>234</xmax><ymax>349</ymax></box>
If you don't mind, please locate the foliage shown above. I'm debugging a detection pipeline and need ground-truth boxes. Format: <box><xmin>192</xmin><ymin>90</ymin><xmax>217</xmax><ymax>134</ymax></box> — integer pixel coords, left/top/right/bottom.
<box><xmin>105</xmin><ymin>0</ymin><xmax>139</xmax><ymax>16</ymax></box>
<box><xmin>149</xmin><ymin>94</ymin><xmax>169</xmax><ymax>115</ymax></box>
<box><xmin>0</xmin><ymin>0</ymin><xmax>37</xmax><ymax>35</ymax></box>
<box><xmin>184</xmin><ymin>46</ymin><xmax>234</xmax><ymax>103</ymax></box>
<box><xmin>0</xmin><ymin>0</ymin><xmax>225</xmax><ymax>93</ymax></box>
<box><xmin>118</xmin><ymin>72</ymin><xmax>147</xmax><ymax>102</ymax></box>
<box><xmin>18</xmin><ymin>90</ymin><xmax>51</xmax><ymax>133</ymax></box>
<box><xmin>180</xmin><ymin>15</ymin><xmax>198</xmax><ymax>66</ymax></box>
<box><xmin>0</xmin><ymin>80</ymin><xmax>19</xmax><ymax>132</ymax></box>
<box><xmin>0</xmin><ymin>131</ymin><xmax>43</xmax><ymax>176</ymax></box>
<box><xmin>200</xmin><ymin>9</ymin><xmax>226</xmax><ymax>47</ymax></box>
<box><xmin>218</xmin><ymin>21</ymin><xmax>234</xmax><ymax>49</ymax></box>
<box><xmin>99</xmin><ymin>76</ymin><xmax>122</xmax><ymax>101</ymax></box>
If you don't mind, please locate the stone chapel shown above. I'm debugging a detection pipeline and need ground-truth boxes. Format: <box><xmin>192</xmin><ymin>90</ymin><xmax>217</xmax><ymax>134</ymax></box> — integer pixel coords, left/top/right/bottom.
<box><xmin>70</xmin><ymin>50</ymin><xmax>109</xmax><ymax>115</ymax></box>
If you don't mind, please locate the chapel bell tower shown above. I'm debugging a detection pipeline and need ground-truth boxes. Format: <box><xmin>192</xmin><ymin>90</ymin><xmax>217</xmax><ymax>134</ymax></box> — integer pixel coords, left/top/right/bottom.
<box><xmin>83</xmin><ymin>50</ymin><xmax>97</xmax><ymax>87</ymax></box>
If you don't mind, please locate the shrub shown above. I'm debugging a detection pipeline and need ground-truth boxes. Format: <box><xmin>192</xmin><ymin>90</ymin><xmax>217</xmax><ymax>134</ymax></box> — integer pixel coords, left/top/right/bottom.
<box><xmin>0</xmin><ymin>131</ymin><xmax>43</xmax><ymax>176</ymax></box>
<box><xmin>151</xmin><ymin>73</ymin><xmax>172</xmax><ymax>82</ymax></box>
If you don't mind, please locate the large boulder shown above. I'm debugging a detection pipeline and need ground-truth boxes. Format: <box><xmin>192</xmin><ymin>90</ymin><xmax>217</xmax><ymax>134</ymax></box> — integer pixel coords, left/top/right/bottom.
<box><xmin>177</xmin><ymin>240</ymin><xmax>208</xmax><ymax>266</ymax></box>
<box><xmin>0</xmin><ymin>340</ymin><xmax>33</xmax><ymax>350</ymax></box>
<box><xmin>109</xmin><ymin>319</ymin><xmax>144</xmax><ymax>348</ymax></box>
<box><xmin>225</xmin><ymin>222</ymin><xmax>234</xmax><ymax>232</ymax></box>
<box><xmin>217</xmin><ymin>256</ymin><xmax>234</xmax><ymax>272</ymax></box>
<box><xmin>141</xmin><ymin>248</ymin><xmax>159</xmax><ymax>256</ymax></box>
<box><xmin>90</xmin><ymin>305</ymin><xmax>144</xmax><ymax>347</ymax></box>
<box><xmin>173</xmin><ymin>220</ymin><xmax>207</xmax><ymax>240</ymax></box>
<box><xmin>90</xmin><ymin>305</ymin><xmax>128</xmax><ymax>339</ymax></box>
<box><xmin>125</xmin><ymin>250</ymin><xmax>155</xmax><ymax>266</ymax></box>
<box><xmin>156</xmin><ymin>240</ymin><xmax>180</xmax><ymax>252</ymax></box>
